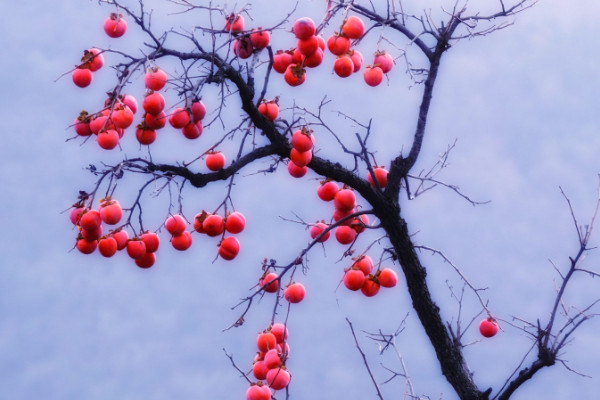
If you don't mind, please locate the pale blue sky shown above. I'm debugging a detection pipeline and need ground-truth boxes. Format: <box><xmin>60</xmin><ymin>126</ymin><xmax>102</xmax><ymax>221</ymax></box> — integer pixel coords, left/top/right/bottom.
<box><xmin>1</xmin><ymin>1</ymin><xmax>599</xmax><ymax>399</ymax></box>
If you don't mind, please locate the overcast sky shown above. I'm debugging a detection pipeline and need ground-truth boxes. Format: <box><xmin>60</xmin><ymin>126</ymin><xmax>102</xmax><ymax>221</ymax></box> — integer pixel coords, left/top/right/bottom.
<box><xmin>1</xmin><ymin>1</ymin><xmax>599</xmax><ymax>399</ymax></box>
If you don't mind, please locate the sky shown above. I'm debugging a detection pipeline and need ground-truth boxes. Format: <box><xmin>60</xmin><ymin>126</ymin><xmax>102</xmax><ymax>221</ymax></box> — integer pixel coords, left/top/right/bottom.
<box><xmin>1</xmin><ymin>0</ymin><xmax>599</xmax><ymax>399</ymax></box>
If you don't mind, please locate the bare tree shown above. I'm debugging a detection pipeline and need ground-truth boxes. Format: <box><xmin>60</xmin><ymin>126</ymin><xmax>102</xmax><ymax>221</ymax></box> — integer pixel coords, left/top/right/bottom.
<box><xmin>64</xmin><ymin>1</ymin><xmax>599</xmax><ymax>399</ymax></box>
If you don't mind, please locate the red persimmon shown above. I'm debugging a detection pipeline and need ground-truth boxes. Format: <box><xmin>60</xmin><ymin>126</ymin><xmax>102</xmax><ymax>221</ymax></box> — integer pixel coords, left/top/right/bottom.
<box><xmin>334</xmin><ymin>189</ymin><xmax>356</xmax><ymax>212</ymax></box>
<box><xmin>364</xmin><ymin>66</ymin><xmax>384</xmax><ymax>87</ymax></box>
<box><xmin>479</xmin><ymin>318</ymin><xmax>499</xmax><ymax>338</ymax></box>
<box><xmin>304</xmin><ymin>48</ymin><xmax>324</xmax><ymax>68</ymax></box>
<box><xmin>112</xmin><ymin>105</ymin><xmax>134</xmax><ymax>129</ymax></box>
<box><xmin>335</xmin><ymin>225</ymin><xmax>357</xmax><ymax>245</ymax></box>
<box><xmin>224</xmin><ymin>13</ymin><xmax>244</xmax><ymax>33</ymax></box>
<box><xmin>80</xmin><ymin>226</ymin><xmax>102</xmax><ymax>241</ymax></box>
<box><xmin>165</xmin><ymin>214</ymin><xmax>186</xmax><ymax>236</ymax></box>
<box><xmin>327</xmin><ymin>34</ymin><xmax>350</xmax><ymax>56</ymax></box>
<box><xmin>316</xmin><ymin>35</ymin><xmax>326</xmax><ymax>51</ymax></box>
<box><xmin>317</xmin><ymin>180</ymin><xmax>339</xmax><ymax>201</ymax></box>
<box><xmin>290</xmin><ymin>148</ymin><xmax>312</xmax><ymax>167</ymax></box>
<box><xmin>287</xmin><ymin>162</ymin><xmax>307</xmax><ymax>178</ymax></box>
<box><xmin>168</xmin><ymin>107</ymin><xmax>190</xmax><ymax>129</ymax></box>
<box><xmin>191</xmin><ymin>101</ymin><xmax>206</xmax><ymax>122</ymax></box>
<box><xmin>203</xmin><ymin>214</ymin><xmax>225</xmax><ymax>237</ymax></box>
<box><xmin>264</xmin><ymin>348</ymin><xmax>283</xmax><ymax>369</ymax></box>
<box><xmin>122</xmin><ymin>94</ymin><xmax>138</xmax><ymax>114</ymax></box>
<box><xmin>351</xmin><ymin>214</ymin><xmax>370</xmax><ymax>233</ymax></box>
<box><xmin>104</xmin><ymin>13</ymin><xmax>127</xmax><ymax>38</ymax></box>
<box><xmin>136</xmin><ymin>126</ymin><xmax>157</xmax><ymax>145</ymax></box>
<box><xmin>99</xmin><ymin>199</ymin><xmax>122</xmax><ymax>225</ymax></box>
<box><xmin>246</xmin><ymin>383</ymin><xmax>271</xmax><ymax>400</ymax></box>
<box><xmin>79</xmin><ymin>209</ymin><xmax>101</xmax><ymax>231</ymax></box>
<box><xmin>293</xmin><ymin>17</ymin><xmax>316</xmax><ymax>40</ymax></box>
<box><xmin>225</xmin><ymin>211</ymin><xmax>246</xmax><ymax>234</ymax></box>
<box><xmin>111</xmin><ymin>230</ymin><xmax>129</xmax><ymax>250</ymax></box>
<box><xmin>171</xmin><ymin>231</ymin><xmax>192</xmax><ymax>251</ymax></box>
<box><xmin>257</xmin><ymin>332</ymin><xmax>277</xmax><ymax>352</ymax></box>
<box><xmin>181</xmin><ymin>122</ymin><xmax>203</xmax><ymax>139</ymax></box>
<box><xmin>218</xmin><ymin>237</ymin><xmax>240</xmax><ymax>260</ymax></box>
<box><xmin>349</xmin><ymin>49</ymin><xmax>363</xmax><ymax>72</ymax></box>
<box><xmin>144</xmin><ymin>111</ymin><xmax>167</xmax><ymax>130</ymax></box>
<box><xmin>74</xmin><ymin>115</ymin><xmax>92</xmax><ymax>136</ymax></box>
<box><xmin>367</xmin><ymin>166</ymin><xmax>389</xmax><ymax>188</ymax></box>
<box><xmin>378</xmin><ymin>268</ymin><xmax>398</xmax><ymax>288</ymax></box>
<box><xmin>126</xmin><ymin>240</ymin><xmax>147</xmax><ymax>259</ymax></box>
<box><xmin>205</xmin><ymin>152</ymin><xmax>226</xmax><ymax>172</ymax></box>
<box><xmin>361</xmin><ymin>278</ymin><xmax>380</xmax><ymax>297</ymax></box>
<box><xmin>273</xmin><ymin>50</ymin><xmax>293</xmax><ymax>74</ymax></box>
<box><xmin>291</xmin><ymin>128</ymin><xmax>315</xmax><ymax>152</ymax></box>
<box><xmin>140</xmin><ymin>231</ymin><xmax>160</xmax><ymax>253</ymax></box>
<box><xmin>292</xmin><ymin>48</ymin><xmax>304</xmax><ymax>65</ymax></box>
<box><xmin>76</xmin><ymin>238</ymin><xmax>97</xmax><ymax>254</ymax></box>
<box><xmin>373</xmin><ymin>50</ymin><xmax>394</xmax><ymax>73</ymax></box>
<box><xmin>82</xmin><ymin>48</ymin><xmax>104</xmax><ymax>72</ymax></box>
<box><xmin>343</xmin><ymin>268</ymin><xmax>366</xmax><ymax>291</ymax></box>
<box><xmin>258</xmin><ymin>100</ymin><xmax>279</xmax><ymax>121</ymax></box>
<box><xmin>353</xmin><ymin>255</ymin><xmax>373</xmax><ymax>276</ymax></box>
<box><xmin>266</xmin><ymin>368</ymin><xmax>291</xmax><ymax>390</ymax></box>
<box><xmin>81</xmin><ymin>226</ymin><xmax>101</xmax><ymax>241</ymax></box>
<box><xmin>270</xmin><ymin>323</ymin><xmax>289</xmax><ymax>344</ymax></box>
<box><xmin>342</xmin><ymin>16</ymin><xmax>365</xmax><ymax>39</ymax></box>
<box><xmin>259</xmin><ymin>272</ymin><xmax>279</xmax><ymax>293</ymax></box>
<box><xmin>250</xmin><ymin>28</ymin><xmax>270</xmax><ymax>49</ymax></box>
<box><xmin>334</xmin><ymin>56</ymin><xmax>354</xmax><ymax>78</ymax></box>
<box><xmin>144</xmin><ymin>67</ymin><xmax>168</xmax><ymax>91</ymax></box>
<box><xmin>297</xmin><ymin>36</ymin><xmax>319</xmax><ymax>56</ymax></box>
<box><xmin>333</xmin><ymin>207</ymin><xmax>355</xmax><ymax>225</ymax></box>
<box><xmin>135</xmin><ymin>252</ymin><xmax>156</xmax><ymax>268</ymax></box>
<box><xmin>89</xmin><ymin>114</ymin><xmax>111</xmax><ymax>134</ymax></box>
<box><xmin>233</xmin><ymin>35</ymin><xmax>254</xmax><ymax>59</ymax></box>
<box><xmin>310</xmin><ymin>222</ymin><xmax>330</xmax><ymax>242</ymax></box>
<box><xmin>98</xmin><ymin>237</ymin><xmax>118</xmax><ymax>257</ymax></box>
<box><xmin>193</xmin><ymin>212</ymin><xmax>207</xmax><ymax>234</ymax></box>
<box><xmin>277</xmin><ymin>342</ymin><xmax>290</xmax><ymax>356</ymax></box>
<box><xmin>284</xmin><ymin>282</ymin><xmax>305</xmax><ymax>303</ymax></box>
<box><xmin>252</xmin><ymin>360</ymin><xmax>269</xmax><ymax>381</ymax></box>
<box><xmin>70</xmin><ymin>206</ymin><xmax>86</xmax><ymax>225</ymax></box>
<box><xmin>142</xmin><ymin>92</ymin><xmax>166</xmax><ymax>115</ymax></box>
<box><xmin>284</xmin><ymin>64</ymin><xmax>306</xmax><ymax>86</ymax></box>
<box><xmin>72</xmin><ymin>68</ymin><xmax>92</xmax><ymax>88</ymax></box>
<box><xmin>97</xmin><ymin>129</ymin><xmax>120</xmax><ymax>150</ymax></box>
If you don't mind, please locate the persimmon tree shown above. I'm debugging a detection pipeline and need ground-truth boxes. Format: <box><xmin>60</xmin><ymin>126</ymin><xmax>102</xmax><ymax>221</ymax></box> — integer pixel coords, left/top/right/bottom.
<box><xmin>64</xmin><ymin>0</ymin><xmax>600</xmax><ymax>399</ymax></box>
